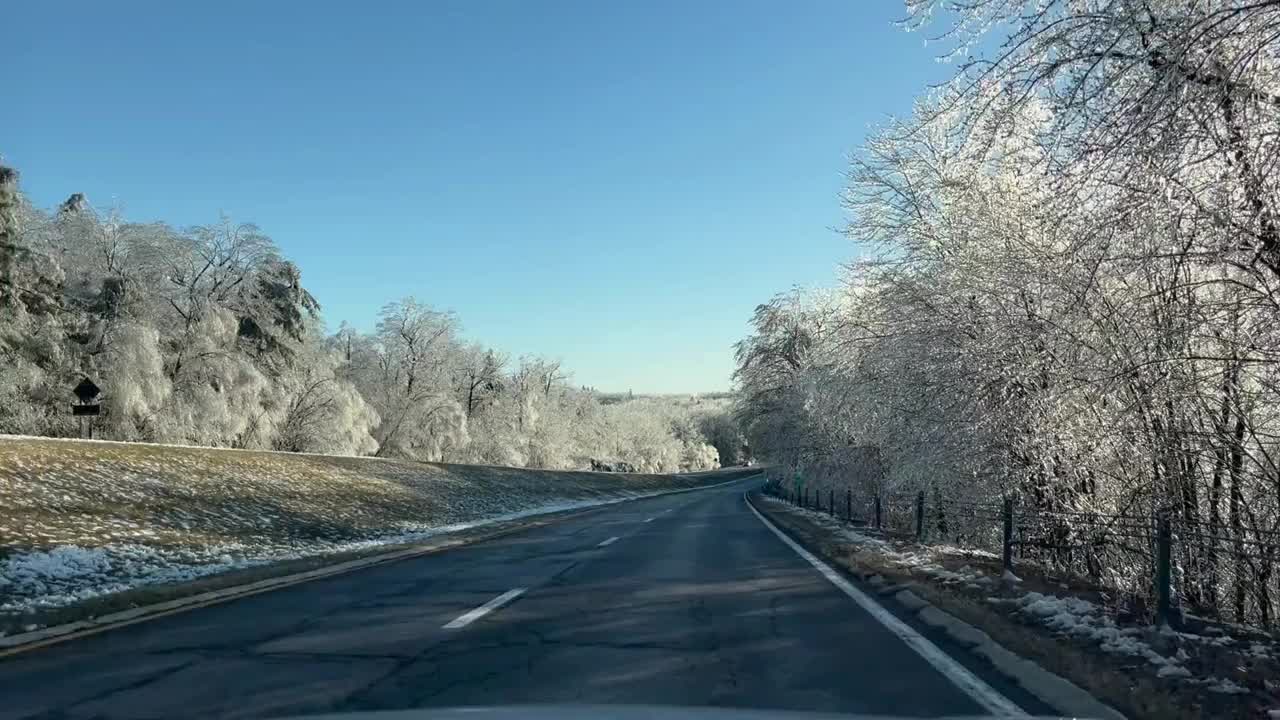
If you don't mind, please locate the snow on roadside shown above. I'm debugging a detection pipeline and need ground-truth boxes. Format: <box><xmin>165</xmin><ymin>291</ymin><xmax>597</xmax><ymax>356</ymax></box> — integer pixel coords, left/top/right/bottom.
<box><xmin>776</xmin><ymin>497</ymin><xmax>1280</xmax><ymax>700</ymax></box>
<box><xmin>0</xmin><ymin>489</ymin><xmax>686</xmax><ymax>616</ymax></box>
<box><xmin>777</xmin><ymin>502</ymin><xmax>990</xmax><ymax>586</ymax></box>
<box><xmin>983</xmin><ymin>591</ymin><xmax>1184</xmax><ymax>669</ymax></box>
<box><xmin>763</xmin><ymin>496</ymin><xmax>1271</xmax><ymax>692</ymax></box>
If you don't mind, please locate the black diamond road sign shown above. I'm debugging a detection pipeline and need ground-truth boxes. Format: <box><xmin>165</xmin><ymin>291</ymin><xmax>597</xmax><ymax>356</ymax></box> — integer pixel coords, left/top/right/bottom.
<box><xmin>73</xmin><ymin>377</ymin><xmax>102</xmax><ymax>404</ymax></box>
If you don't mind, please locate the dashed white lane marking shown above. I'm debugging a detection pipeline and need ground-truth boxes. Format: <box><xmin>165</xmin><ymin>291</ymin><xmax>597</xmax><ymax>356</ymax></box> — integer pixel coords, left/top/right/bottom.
<box><xmin>744</xmin><ymin>492</ymin><xmax>1025</xmax><ymax>717</ymax></box>
<box><xmin>597</xmin><ymin>536</ymin><xmax>620</xmax><ymax>547</ymax></box>
<box><xmin>442</xmin><ymin>588</ymin><xmax>527</xmax><ymax>629</ymax></box>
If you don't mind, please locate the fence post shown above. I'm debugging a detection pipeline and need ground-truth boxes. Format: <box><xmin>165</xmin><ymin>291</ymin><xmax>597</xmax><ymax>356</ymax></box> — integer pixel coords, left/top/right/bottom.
<box><xmin>1156</xmin><ymin>509</ymin><xmax>1173</xmax><ymax>628</ymax></box>
<box><xmin>1002</xmin><ymin>496</ymin><xmax>1014</xmax><ymax>573</ymax></box>
<box><xmin>829</xmin><ymin>489</ymin><xmax>835</xmax><ymax>517</ymax></box>
<box><xmin>874</xmin><ymin>495</ymin><xmax>882</xmax><ymax>530</ymax></box>
<box><xmin>915</xmin><ymin>490</ymin><xmax>925</xmax><ymax>541</ymax></box>
<box><xmin>846</xmin><ymin>488</ymin><xmax>852</xmax><ymax>523</ymax></box>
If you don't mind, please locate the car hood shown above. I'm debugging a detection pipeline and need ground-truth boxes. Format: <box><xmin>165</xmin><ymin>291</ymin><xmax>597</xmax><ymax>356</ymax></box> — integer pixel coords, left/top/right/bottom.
<box><xmin>285</xmin><ymin>705</ymin><xmax>1062</xmax><ymax>720</ymax></box>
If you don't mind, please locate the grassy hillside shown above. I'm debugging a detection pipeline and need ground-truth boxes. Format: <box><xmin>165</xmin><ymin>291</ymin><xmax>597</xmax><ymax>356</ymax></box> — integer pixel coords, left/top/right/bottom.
<box><xmin>0</xmin><ymin>436</ymin><xmax>747</xmax><ymax>618</ymax></box>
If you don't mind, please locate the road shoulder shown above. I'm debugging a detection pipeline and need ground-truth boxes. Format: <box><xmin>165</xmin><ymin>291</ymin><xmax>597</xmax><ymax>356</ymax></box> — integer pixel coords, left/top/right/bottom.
<box><xmin>748</xmin><ymin>491</ymin><xmax>1129</xmax><ymax>720</ymax></box>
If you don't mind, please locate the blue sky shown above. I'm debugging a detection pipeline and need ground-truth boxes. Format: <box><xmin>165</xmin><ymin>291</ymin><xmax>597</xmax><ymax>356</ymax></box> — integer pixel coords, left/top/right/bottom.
<box><xmin>10</xmin><ymin>1</ymin><xmax>950</xmax><ymax>393</ymax></box>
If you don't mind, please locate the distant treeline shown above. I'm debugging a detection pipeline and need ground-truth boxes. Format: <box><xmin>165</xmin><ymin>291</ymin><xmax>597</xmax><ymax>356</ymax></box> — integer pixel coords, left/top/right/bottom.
<box><xmin>0</xmin><ymin>165</ymin><xmax>743</xmax><ymax>471</ymax></box>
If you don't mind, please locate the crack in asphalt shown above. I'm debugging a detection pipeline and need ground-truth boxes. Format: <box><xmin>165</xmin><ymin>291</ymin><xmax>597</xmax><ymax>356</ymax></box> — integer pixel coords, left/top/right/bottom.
<box><xmin>548</xmin><ymin>560</ymin><xmax>582</xmax><ymax>583</ymax></box>
<box><xmin>410</xmin><ymin>666</ymin><xmax>514</xmax><ymax>705</ymax></box>
<box><xmin>323</xmin><ymin>657</ymin><xmax>426</xmax><ymax>713</ymax></box>
<box><xmin>159</xmin><ymin>647</ymin><xmax>420</xmax><ymax>662</ymax></box>
<box><xmin>59</xmin><ymin>657</ymin><xmax>202</xmax><ymax>715</ymax></box>
<box><xmin>531</xmin><ymin>637</ymin><xmax>713</xmax><ymax>652</ymax></box>
<box><xmin>686</xmin><ymin>596</ymin><xmax>743</xmax><ymax>699</ymax></box>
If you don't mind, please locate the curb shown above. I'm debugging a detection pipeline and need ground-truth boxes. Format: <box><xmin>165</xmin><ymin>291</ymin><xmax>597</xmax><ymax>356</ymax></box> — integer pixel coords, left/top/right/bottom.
<box><xmin>1</xmin><ymin>473</ymin><xmax>759</xmax><ymax>659</ymax></box>
<box><xmin>748</xmin><ymin>492</ymin><xmax>1127</xmax><ymax>720</ymax></box>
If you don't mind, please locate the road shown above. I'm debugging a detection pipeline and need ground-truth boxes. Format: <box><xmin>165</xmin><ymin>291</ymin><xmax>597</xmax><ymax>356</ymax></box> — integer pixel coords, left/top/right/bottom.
<box><xmin>2</xmin><ymin>477</ymin><xmax>1047</xmax><ymax>719</ymax></box>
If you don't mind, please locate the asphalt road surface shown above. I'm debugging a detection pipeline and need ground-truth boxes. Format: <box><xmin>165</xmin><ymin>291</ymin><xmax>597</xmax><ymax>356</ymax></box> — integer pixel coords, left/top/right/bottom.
<box><xmin>2</xmin><ymin>477</ymin><xmax>1051</xmax><ymax>719</ymax></box>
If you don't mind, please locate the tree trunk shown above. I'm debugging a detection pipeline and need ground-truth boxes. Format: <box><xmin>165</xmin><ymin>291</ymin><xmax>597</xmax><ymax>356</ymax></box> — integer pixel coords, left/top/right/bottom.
<box><xmin>1229</xmin><ymin>411</ymin><xmax>1247</xmax><ymax>622</ymax></box>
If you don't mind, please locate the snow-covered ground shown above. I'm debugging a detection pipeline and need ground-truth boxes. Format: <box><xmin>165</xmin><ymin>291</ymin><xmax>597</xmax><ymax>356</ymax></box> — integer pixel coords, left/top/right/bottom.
<box><xmin>0</xmin><ymin>435</ymin><xmax>738</xmax><ymax>619</ymax></box>
<box><xmin>767</xmin><ymin>498</ymin><xmax>1277</xmax><ymax>698</ymax></box>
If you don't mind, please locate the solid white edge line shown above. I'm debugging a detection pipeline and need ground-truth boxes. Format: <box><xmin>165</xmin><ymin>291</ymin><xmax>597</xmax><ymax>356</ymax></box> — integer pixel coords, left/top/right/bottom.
<box><xmin>743</xmin><ymin>492</ymin><xmax>1025</xmax><ymax>717</ymax></box>
<box><xmin>598</xmin><ymin>536</ymin><xmax>620</xmax><ymax>546</ymax></box>
<box><xmin>442</xmin><ymin>588</ymin><xmax>527</xmax><ymax>629</ymax></box>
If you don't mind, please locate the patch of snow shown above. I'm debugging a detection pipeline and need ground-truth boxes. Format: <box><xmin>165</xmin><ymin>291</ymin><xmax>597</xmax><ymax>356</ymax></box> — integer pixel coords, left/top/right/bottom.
<box><xmin>771</xmin><ymin>493</ymin><xmax>1280</xmax><ymax>694</ymax></box>
<box><xmin>1206</xmin><ymin>678</ymin><xmax>1248</xmax><ymax>695</ymax></box>
<box><xmin>1246</xmin><ymin>642</ymin><xmax>1274</xmax><ymax>659</ymax></box>
<box><xmin>996</xmin><ymin>590</ymin><xmax>1182</xmax><ymax>671</ymax></box>
<box><xmin>934</xmin><ymin>544</ymin><xmax>1000</xmax><ymax>560</ymax></box>
<box><xmin>1019</xmin><ymin>592</ymin><xmax>1095</xmax><ymax>618</ymax></box>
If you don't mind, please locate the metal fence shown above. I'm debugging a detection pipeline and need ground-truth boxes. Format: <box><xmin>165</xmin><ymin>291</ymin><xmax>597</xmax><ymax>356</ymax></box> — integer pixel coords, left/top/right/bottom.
<box><xmin>761</xmin><ymin>477</ymin><xmax>1280</xmax><ymax>630</ymax></box>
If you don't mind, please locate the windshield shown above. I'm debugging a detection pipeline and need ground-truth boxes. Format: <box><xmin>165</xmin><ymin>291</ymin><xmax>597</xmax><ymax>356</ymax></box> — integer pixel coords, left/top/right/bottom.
<box><xmin>6</xmin><ymin>2</ymin><xmax>1278</xmax><ymax>720</ymax></box>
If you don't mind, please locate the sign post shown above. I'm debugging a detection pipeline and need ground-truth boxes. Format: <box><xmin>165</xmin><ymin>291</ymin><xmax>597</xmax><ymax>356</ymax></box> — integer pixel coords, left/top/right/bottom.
<box><xmin>71</xmin><ymin>377</ymin><xmax>102</xmax><ymax>439</ymax></box>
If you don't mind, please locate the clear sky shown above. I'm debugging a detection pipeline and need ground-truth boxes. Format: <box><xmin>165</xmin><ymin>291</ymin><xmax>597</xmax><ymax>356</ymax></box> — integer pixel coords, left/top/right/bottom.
<box><xmin>9</xmin><ymin>1</ymin><xmax>950</xmax><ymax>393</ymax></box>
